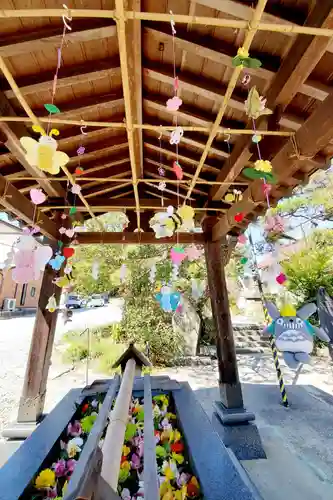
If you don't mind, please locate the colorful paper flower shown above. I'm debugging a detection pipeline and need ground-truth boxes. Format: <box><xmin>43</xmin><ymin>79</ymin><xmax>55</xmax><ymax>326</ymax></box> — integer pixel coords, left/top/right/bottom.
<box><xmin>35</xmin><ymin>469</ymin><xmax>56</xmax><ymax>489</ymax></box>
<box><xmin>254</xmin><ymin>159</ymin><xmax>273</xmax><ymax>173</ymax></box>
<box><xmin>66</xmin><ymin>459</ymin><xmax>77</xmax><ymax>473</ymax></box>
<box><xmin>67</xmin><ymin>420</ymin><xmax>82</xmax><ymax>437</ymax></box>
<box><xmin>71</xmin><ymin>183</ymin><xmax>81</xmax><ymax>195</ymax></box>
<box><xmin>53</xmin><ymin>459</ymin><xmax>67</xmax><ymax>477</ymax></box>
<box><xmin>80</xmin><ymin>414</ymin><xmax>97</xmax><ymax>434</ymax></box>
<box><xmin>67</xmin><ymin>437</ymin><xmax>83</xmax><ymax>458</ymax></box>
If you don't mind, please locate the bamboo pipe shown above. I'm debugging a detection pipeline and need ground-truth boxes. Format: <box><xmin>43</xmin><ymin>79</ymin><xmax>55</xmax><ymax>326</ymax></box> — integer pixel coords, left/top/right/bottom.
<box><xmin>101</xmin><ymin>357</ymin><xmax>136</xmax><ymax>490</ymax></box>
<box><xmin>0</xmin><ymin>116</ymin><xmax>294</xmax><ymax>136</ymax></box>
<box><xmin>185</xmin><ymin>0</ymin><xmax>268</xmax><ymax>201</ymax></box>
<box><xmin>9</xmin><ymin>176</ymin><xmax>250</xmax><ymax>185</ymax></box>
<box><xmin>41</xmin><ymin>205</ymin><xmax>227</xmax><ymax>211</ymax></box>
<box><xmin>1</xmin><ymin>9</ymin><xmax>333</xmax><ymax>38</ymax></box>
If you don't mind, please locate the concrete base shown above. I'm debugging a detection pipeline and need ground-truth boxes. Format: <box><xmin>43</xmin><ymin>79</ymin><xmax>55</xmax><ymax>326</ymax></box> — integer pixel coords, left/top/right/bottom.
<box><xmin>0</xmin><ymin>440</ymin><xmax>24</xmax><ymax>468</ymax></box>
<box><xmin>2</xmin><ymin>420</ymin><xmax>38</xmax><ymax>440</ymax></box>
<box><xmin>212</xmin><ymin>412</ymin><xmax>266</xmax><ymax>461</ymax></box>
<box><xmin>214</xmin><ymin>400</ymin><xmax>256</xmax><ymax>424</ymax></box>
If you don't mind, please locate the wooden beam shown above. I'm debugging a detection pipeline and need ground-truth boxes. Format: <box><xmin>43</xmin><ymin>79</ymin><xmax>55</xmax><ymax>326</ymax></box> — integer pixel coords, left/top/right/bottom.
<box><xmin>44</xmin><ymin>197</ymin><xmax>180</xmax><ymax>209</ymax></box>
<box><xmin>0</xmin><ymin>20</ymin><xmax>117</xmax><ymax>58</ymax></box>
<box><xmin>0</xmin><ymin>174</ymin><xmax>58</xmax><ymax>239</ymax></box>
<box><xmin>3</xmin><ymin>58</ymin><xmax>121</xmax><ymax>99</ymax></box>
<box><xmin>0</xmin><ymin>93</ymin><xmax>65</xmax><ymax>198</ymax></box>
<box><xmin>268</xmin><ymin>2</ymin><xmax>333</xmax><ymax>109</ymax></box>
<box><xmin>213</xmin><ymin>88</ymin><xmax>333</xmax><ymax>240</ymax></box>
<box><xmin>115</xmin><ymin>0</ymin><xmax>142</xmax><ymax>230</ymax></box>
<box><xmin>77</xmin><ymin>231</ymin><xmax>204</xmax><ymax>244</ymax></box>
<box><xmin>144</xmin><ymin>24</ymin><xmax>330</xmax><ymax>102</ymax></box>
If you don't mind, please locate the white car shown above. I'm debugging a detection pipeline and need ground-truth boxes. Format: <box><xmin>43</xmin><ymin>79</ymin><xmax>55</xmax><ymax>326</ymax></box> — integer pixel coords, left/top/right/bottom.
<box><xmin>87</xmin><ymin>294</ymin><xmax>105</xmax><ymax>307</ymax></box>
<box><xmin>66</xmin><ymin>295</ymin><xmax>85</xmax><ymax>309</ymax></box>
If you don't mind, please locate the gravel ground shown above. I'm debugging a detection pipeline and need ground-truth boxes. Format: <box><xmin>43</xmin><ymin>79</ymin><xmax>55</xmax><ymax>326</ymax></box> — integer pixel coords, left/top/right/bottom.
<box><xmin>0</xmin><ymin>302</ymin><xmax>332</xmax><ymax>432</ymax></box>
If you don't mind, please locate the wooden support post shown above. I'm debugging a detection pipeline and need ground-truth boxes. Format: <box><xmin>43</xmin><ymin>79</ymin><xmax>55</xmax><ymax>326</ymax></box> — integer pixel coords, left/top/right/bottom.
<box><xmin>15</xmin><ymin>260</ymin><xmax>61</xmax><ymax>427</ymax></box>
<box><xmin>203</xmin><ymin>219</ymin><xmax>243</xmax><ymax>409</ymax></box>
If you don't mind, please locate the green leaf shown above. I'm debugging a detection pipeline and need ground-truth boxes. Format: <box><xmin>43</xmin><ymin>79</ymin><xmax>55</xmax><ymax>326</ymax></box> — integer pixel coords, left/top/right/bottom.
<box><xmin>248</xmin><ymin>57</ymin><xmax>262</xmax><ymax>68</ymax></box>
<box><xmin>58</xmin><ymin>240</ymin><xmax>63</xmax><ymax>247</ymax></box>
<box><xmin>232</xmin><ymin>55</ymin><xmax>243</xmax><ymax>67</ymax></box>
<box><xmin>69</xmin><ymin>206</ymin><xmax>77</xmax><ymax>215</ymax></box>
<box><xmin>156</xmin><ymin>445</ymin><xmax>167</xmax><ymax>458</ymax></box>
<box><xmin>44</xmin><ymin>103</ymin><xmax>60</xmax><ymax>114</ymax></box>
<box><xmin>124</xmin><ymin>422</ymin><xmax>137</xmax><ymax>441</ymax></box>
<box><xmin>137</xmin><ymin>409</ymin><xmax>145</xmax><ymax>422</ymax></box>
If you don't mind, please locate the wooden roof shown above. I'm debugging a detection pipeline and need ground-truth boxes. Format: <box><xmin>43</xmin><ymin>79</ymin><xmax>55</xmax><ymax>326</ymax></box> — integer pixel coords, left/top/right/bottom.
<box><xmin>1</xmin><ymin>0</ymin><xmax>333</xmax><ymax>242</ymax></box>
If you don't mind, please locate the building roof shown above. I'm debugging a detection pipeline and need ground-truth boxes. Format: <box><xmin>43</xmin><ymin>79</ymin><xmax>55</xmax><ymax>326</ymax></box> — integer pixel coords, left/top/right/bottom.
<box><xmin>1</xmin><ymin>2</ymin><xmax>333</xmax><ymax>243</ymax></box>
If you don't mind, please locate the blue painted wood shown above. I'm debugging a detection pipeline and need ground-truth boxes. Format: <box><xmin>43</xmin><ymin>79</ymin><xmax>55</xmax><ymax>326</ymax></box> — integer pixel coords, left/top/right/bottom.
<box><xmin>173</xmin><ymin>383</ymin><xmax>263</xmax><ymax>500</ymax></box>
<box><xmin>64</xmin><ymin>376</ymin><xmax>120</xmax><ymax>500</ymax></box>
<box><xmin>0</xmin><ymin>388</ymin><xmax>82</xmax><ymax>500</ymax></box>
<box><xmin>143</xmin><ymin>375</ymin><xmax>159</xmax><ymax>500</ymax></box>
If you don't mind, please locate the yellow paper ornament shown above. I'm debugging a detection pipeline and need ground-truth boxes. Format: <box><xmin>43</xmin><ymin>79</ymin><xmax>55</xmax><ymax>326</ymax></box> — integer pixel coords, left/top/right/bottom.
<box><xmin>46</xmin><ymin>294</ymin><xmax>57</xmax><ymax>313</ymax></box>
<box><xmin>20</xmin><ymin>126</ymin><xmax>69</xmax><ymax>175</ymax></box>
<box><xmin>280</xmin><ymin>303</ymin><xmax>296</xmax><ymax>317</ymax></box>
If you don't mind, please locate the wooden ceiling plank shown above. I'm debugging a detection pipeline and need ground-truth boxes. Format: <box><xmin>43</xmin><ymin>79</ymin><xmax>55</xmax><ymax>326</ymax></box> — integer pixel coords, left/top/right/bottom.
<box><xmin>77</xmin><ymin>231</ymin><xmax>204</xmax><ymax>244</ymax></box>
<box><xmin>0</xmin><ymin>21</ymin><xmax>117</xmax><ymax>58</ymax></box>
<box><xmin>143</xmin><ymin>180</ymin><xmax>196</xmax><ymax>201</ymax></box>
<box><xmin>267</xmin><ymin>1</ymin><xmax>333</xmax><ymax>110</ymax></box>
<box><xmin>3</xmin><ymin>58</ymin><xmax>121</xmax><ymax>99</ymax></box>
<box><xmin>213</xmin><ymin>87</ymin><xmax>333</xmax><ymax>240</ymax></box>
<box><xmin>85</xmin><ymin>181</ymin><xmax>132</xmax><ymax>198</ymax></box>
<box><xmin>115</xmin><ymin>0</ymin><xmax>142</xmax><ymax>230</ymax></box>
<box><xmin>0</xmin><ymin>91</ymin><xmax>65</xmax><ymax>198</ymax></box>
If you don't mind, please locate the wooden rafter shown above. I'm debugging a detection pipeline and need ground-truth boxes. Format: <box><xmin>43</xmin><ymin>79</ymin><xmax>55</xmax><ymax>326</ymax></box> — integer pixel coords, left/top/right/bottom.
<box><xmin>115</xmin><ymin>0</ymin><xmax>142</xmax><ymax>230</ymax></box>
<box><xmin>0</xmin><ymin>20</ymin><xmax>117</xmax><ymax>57</ymax></box>
<box><xmin>185</xmin><ymin>0</ymin><xmax>269</xmax><ymax>202</ymax></box>
<box><xmin>3</xmin><ymin>58</ymin><xmax>121</xmax><ymax>99</ymax></box>
<box><xmin>212</xmin><ymin>87</ymin><xmax>333</xmax><ymax>240</ymax></box>
<box><xmin>77</xmin><ymin>232</ymin><xmax>204</xmax><ymax>244</ymax></box>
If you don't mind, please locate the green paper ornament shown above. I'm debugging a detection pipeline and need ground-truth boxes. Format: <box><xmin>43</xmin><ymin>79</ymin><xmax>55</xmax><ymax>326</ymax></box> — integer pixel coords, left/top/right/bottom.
<box><xmin>69</xmin><ymin>206</ymin><xmax>77</xmax><ymax>215</ymax></box>
<box><xmin>44</xmin><ymin>103</ymin><xmax>60</xmax><ymax>114</ymax></box>
<box><xmin>58</xmin><ymin>240</ymin><xmax>63</xmax><ymax>247</ymax></box>
<box><xmin>240</xmin><ymin>257</ymin><xmax>248</xmax><ymax>265</ymax></box>
<box><xmin>242</xmin><ymin>167</ymin><xmax>277</xmax><ymax>184</ymax></box>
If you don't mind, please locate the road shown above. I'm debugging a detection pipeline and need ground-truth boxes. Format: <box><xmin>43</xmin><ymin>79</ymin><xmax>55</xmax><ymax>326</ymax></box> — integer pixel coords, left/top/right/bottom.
<box><xmin>0</xmin><ymin>300</ymin><xmax>123</xmax><ymax>431</ymax></box>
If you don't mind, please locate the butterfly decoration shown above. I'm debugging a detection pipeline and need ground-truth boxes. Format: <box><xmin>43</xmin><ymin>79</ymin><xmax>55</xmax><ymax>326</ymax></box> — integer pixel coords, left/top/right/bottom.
<box><xmin>169</xmin><ymin>127</ymin><xmax>184</xmax><ymax>145</ymax></box>
<box><xmin>155</xmin><ymin>285</ymin><xmax>181</xmax><ymax>312</ymax></box>
<box><xmin>12</xmin><ymin>236</ymin><xmax>53</xmax><ymax>284</ymax></box>
<box><xmin>244</xmin><ymin>86</ymin><xmax>272</xmax><ymax>120</ymax></box>
<box><xmin>49</xmin><ymin>254</ymin><xmax>65</xmax><ymax>271</ymax></box>
<box><xmin>20</xmin><ymin>126</ymin><xmax>69</xmax><ymax>175</ymax></box>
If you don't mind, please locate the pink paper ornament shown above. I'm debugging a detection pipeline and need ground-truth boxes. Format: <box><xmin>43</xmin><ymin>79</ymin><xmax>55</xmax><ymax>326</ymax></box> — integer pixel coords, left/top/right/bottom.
<box><xmin>77</xmin><ymin>146</ymin><xmax>85</xmax><ymax>155</ymax></box>
<box><xmin>65</xmin><ymin>228</ymin><xmax>75</xmax><ymax>238</ymax></box>
<box><xmin>276</xmin><ymin>273</ymin><xmax>287</xmax><ymax>285</ymax></box>
<box><xmin>238</xmin><ymin>234</ymin><xmax>247</xmax><ymax>244</ymax></box>
<box><xmin>30</xmin><ymin>188</ymin><xmax>47</xmax><ymax>205</ymax></box>
<box><xmin>166</xmin><ymin>95</ymin><xmax>182</xmax><ymax>111</ymax></box>
<box><xmin>61</xmin><ymin>213</ymin><xmax>67</xmax><ymax>220</ymax></box>
<box><xmin>59</xmin><ymin>226</ymin><xmax>66</xmax><ymax>235</ymax></box>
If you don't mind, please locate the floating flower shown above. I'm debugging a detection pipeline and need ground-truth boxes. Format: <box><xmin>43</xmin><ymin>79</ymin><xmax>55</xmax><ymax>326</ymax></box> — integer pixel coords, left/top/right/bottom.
<box><xmin>53</xmin><ymin>459</ymin><xmax>67</xmax><ymax>477</ymax></box>
<box><xmin>80</xmin><ymin>414</ymin><xmax>97</xmax><ymax>434</ymax></box>
<box><xmin>166</xmin><ymin>95</ymin><xmax>182</xmax><ymax>111</ymax></box>
<box><xmin>254</xmin><ymin>159</ymin><xmax>273</xmax><ymax>173</ymax></box>
<box><xmin>171</xmin><ymin>441</ymin><xmax>184</xmax><ymax>453</ymax></box>
<box><xmin>131</xmin><ymin>453</ymin><xmax>141</xmax><ymax>469</ymax></box>
<box><xmin>67</xmin><ymin>420</ymin><xmax>82</xmax><ymax>437</ymax></box>
<box><xmin>67</xmin><ymin>459</ymin><xmax>77</xmax><ymax>473</ymax></box>
<box><xmin>122</xmin><ymin>445</ymin><xmax>130</xmax><ymax>457</ymax></box>
<box><xmin>276</xmin><ymin>272</ymin><xmax>287</xmax><ymax>285</ymax></box>
<box><xmin>237</xmin><ymin>47</ymin><xmax>249</xmax><ymax>58</ymax></box>
<box><xmin>121</xmin><ymin>488</ymin><xmax>132</xmax><ymax>500</ymax></box>
<box><xmin>67</xmin><ymin>437</ymin><xmax>83</xmax><ymax>458</ymax></box>
<box><xmin>35</xmin><ymin>469</ymin><xmax>56</xmax><ymax>489</ymax></box>
<box><xmin>187</xmin><ymin>476</ymin><xmax>200</xmax><ymax>497</ymax></box>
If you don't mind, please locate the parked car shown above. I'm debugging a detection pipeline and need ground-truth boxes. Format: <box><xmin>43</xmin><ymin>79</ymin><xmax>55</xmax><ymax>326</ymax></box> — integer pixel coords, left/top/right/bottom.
<box><xmin>66</xmin><ymin>295</ymin><xmax>86</xmax><ymax>309</ymax></box>
<box><xmin>87</xmin><ymin>294</ymin><xmax>105</xmax><ymax>308</ymax></box>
